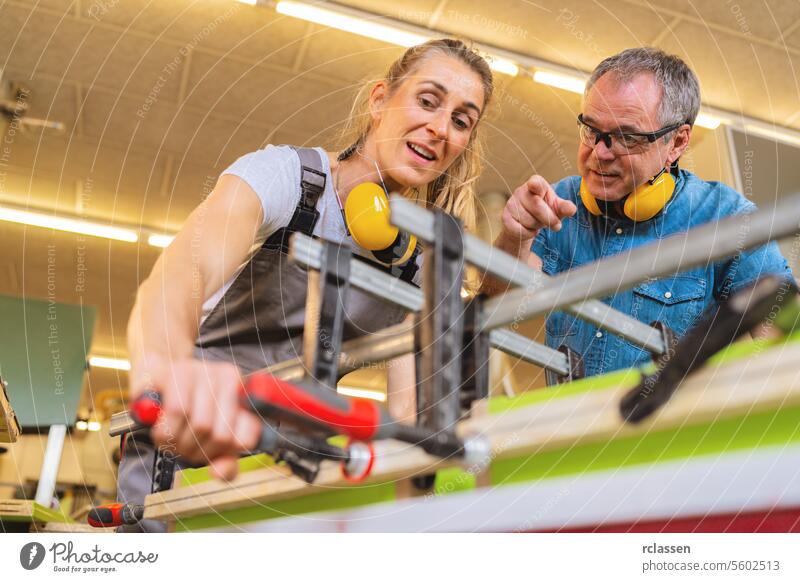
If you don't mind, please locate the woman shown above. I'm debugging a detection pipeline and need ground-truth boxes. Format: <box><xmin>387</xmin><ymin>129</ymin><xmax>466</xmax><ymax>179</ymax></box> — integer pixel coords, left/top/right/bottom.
<box><xmin>120</xmin><ymin>39</ymin><xmax>494</xmax><ymax>529</ymax></box>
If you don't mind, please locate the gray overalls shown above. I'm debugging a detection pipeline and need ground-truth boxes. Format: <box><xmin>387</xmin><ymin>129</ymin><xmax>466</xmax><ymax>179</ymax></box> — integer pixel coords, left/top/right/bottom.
<box><xmin>116</xmin><ymin>147</ymin><xmax>417</xmax><ymax>532</ymax></box>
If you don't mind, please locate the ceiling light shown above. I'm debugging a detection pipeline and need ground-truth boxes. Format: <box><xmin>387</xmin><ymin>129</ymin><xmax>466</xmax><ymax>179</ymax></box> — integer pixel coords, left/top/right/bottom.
<box><xmin>147</xmin><ymin>234</ymin><xmax>175</xmax><ymax>248</ymax></box>
<box><xmin>235</xmin><ymin>0</ymin><xmax>259</xmax><ymax>5</ymax></box>
<box><xmin>532</xmin><ymin>70</ymin><xmax>586</xmax><ymax>95</ymax></box>
<box><xmin>744</xmin><ymin>124</ymin><xmax>800</xmax><ymax>148</ymax></box>
<box><xmin>274</xmin><ymin>1</ymin><xmax>519</xmax><ymax>76</ymax></box>
<box><xmin>276</xmin><ymin>1</ymin><xmax>429</xmax><ymax>47</ymax></box>
<box><xmin>337</xmin><ymin>385</ymin><xmax>386</xmax><ymax>402</ymax></box>
<box><xmin>75</xmin><ymin>420</ymin><xmax>88</xmax><ymax>431</ymax></box>
<box><xmin>89</xmin><ymin>356</ymin><xmax>132</xmax><ymax>371</ymax></box>
<box><xmin>480</xmin><ymin>53</ymin><xmax>519</xmax><ymax>76</ymax></box>
<box><xmin>694</xmin><ymin>112</ymin><xmax>723</xmax><ymax>130</ymax></box>
<box><xmin>0</xmin><ymin>205</ymin><xmax>138</xmax><ymax>242</ymax></box>
<box><xmin>87</xmin><ymin>421</ymin><xmax>102</xmax><ymax>432</ymax></box>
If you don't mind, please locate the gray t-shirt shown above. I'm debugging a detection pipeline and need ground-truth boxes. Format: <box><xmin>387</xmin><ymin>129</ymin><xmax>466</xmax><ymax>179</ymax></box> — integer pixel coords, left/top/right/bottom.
<box><xmin>201</xmin><ymin>144</ymin><xmax>421</xmax><ymax>319</ymax></box>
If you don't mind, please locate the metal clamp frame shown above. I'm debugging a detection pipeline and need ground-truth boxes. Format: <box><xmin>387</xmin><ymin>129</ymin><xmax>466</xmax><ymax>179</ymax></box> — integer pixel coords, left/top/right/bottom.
<box><xmin>415</xmin><ymin>210</ymin><xmax>466</xmax><ymax>432</ymax></box>
<box><xmin>302</xmin><ymin>241</ymin><xmax>352</xmax><ymax>389</ymax></box>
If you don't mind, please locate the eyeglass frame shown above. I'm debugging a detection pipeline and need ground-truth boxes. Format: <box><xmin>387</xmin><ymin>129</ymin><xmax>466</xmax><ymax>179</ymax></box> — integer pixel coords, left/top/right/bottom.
<box><xmin>577</xmin><ymin>114</ymin><xmax>687</xmax><ymax>155</ymax></box>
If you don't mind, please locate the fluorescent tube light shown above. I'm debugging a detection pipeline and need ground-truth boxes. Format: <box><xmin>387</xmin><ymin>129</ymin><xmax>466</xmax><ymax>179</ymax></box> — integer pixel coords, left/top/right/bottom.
<box><xmin>147</xmin><ymin>234</ymin><xmax>175</xmax><ymax>248</ymax></box>
<box><xmin>276</xmin><ymin>1</ymin><xmax>429</xmax><ymax>47</ymax></box>
<box><xmin>532</xmin><ymin>70</ymin><xmax>586</xmax><ymax>94</ymax></box>
<box><xmin>694</xmin><ymin>112</ymin><xmax>723</xmax><ymax>130</ymax></box>
<box><xmin>89</xmin><ymin>356</ymin><xmax>132</xmax><ymax>371</ymax></box>
<box><xmin>744</xmin><ymin>124</ymin><xmax>800</xmax><ymax>148</ymax></box>
<box><xmin>0</xmin><ymin>206</ymin><xmax>138</xmax><ymax>242</ymax></box>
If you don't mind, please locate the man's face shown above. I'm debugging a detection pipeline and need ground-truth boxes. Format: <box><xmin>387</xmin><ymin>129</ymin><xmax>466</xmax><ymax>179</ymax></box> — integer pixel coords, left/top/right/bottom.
<box><xmin>577</xmin><ymin>72</ymin><xmax>678</xmax><ymax>201</ymax></box>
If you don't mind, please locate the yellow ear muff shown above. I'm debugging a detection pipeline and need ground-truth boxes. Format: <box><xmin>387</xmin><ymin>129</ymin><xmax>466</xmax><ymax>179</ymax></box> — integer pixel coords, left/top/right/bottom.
<box><xmin>579</xmin><ymin>169</ymin><xmax>675</xmax><ymax>222</ymax></box>
<box><xmin>344</xmin><ymin>182</ymin><xmax>417</xmax><ymax>266</ymax></box>
<box><xmin>579</xmin><ymin>179</ymin><xmax>603</xmax><ymax>216</ymax></box>
<box><xmin>623</xmin><ymin>170</ymin><xmax>675</xmax><ymax>222</ymax></box>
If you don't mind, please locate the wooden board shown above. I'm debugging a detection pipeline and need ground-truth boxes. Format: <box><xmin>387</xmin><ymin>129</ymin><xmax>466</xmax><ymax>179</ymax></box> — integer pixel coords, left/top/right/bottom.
<box><xmin>39</xmin><ymin>522</ymin><xmax>115</xmax><ymax>533</ymax></box>
<box><xmin>144</xmin><ymin>338</ymin><xmax>800</xmax><ymax>527</ymax></box>
<box><xmin>0</xmin><ymin>376</ymin><xmax>20</xmax><ymax>443</ymax></box>
<box><xmin>0</xmin><ymin>499</ymin><xmax>71</xmax><ymax>524</ymax></box>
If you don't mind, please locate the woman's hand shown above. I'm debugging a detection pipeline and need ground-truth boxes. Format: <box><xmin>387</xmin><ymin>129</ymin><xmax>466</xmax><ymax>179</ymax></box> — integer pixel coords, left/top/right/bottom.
<box><xmin>131</xmin><ymin>354</ymin><xmax>263</xmax><ymax>481</ymax></box>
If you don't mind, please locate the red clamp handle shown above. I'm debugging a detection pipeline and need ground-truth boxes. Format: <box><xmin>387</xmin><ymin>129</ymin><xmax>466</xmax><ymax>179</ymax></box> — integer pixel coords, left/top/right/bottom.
<box><xmin>87</xmin><ymin>503</ymin><xmax>143</xmax><ymax>527</ymax></box>
<box><xmin>130</xmin><ymin>390</ymin><xmax>162</xmax><ymax>428</ymax></box>
<box><xmin>245</xmin><ymin>374</ymin><xmax>381</xmax><ymax>441</ymax></box>
<box><xmin>88</xmin><ymin>503</ymin><xmax>124</xmax><ymax>527</ymax></box>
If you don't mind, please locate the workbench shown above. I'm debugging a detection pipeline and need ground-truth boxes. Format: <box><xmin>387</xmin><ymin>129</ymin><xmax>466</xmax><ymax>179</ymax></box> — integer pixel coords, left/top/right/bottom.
<box><xmin>143</xmin><ymin>334</ymin><xmax>800</xmax><ymax>532</ymax></box>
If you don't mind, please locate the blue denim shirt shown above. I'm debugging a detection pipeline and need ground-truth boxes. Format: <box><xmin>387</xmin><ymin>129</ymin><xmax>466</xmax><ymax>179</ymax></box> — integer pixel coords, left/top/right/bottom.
<box><xmin>532</xmin><ymin>169</ymin><xmax>793</xmax><ymax>377</ymax></box>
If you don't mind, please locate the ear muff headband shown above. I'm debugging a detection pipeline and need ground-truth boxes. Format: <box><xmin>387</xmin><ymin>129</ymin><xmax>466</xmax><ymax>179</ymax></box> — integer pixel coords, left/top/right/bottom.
<box><xmin>580</xmin><ymin>169</ymin><xmax>675</xmax><ymax>222</ymax></box>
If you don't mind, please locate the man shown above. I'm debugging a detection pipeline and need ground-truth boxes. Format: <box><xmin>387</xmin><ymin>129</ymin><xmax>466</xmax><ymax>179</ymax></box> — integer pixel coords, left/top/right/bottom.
<box><xmin>492</xmin><ymin>47</ymin><xmax>793</xmax><ymax>377</ymax></box>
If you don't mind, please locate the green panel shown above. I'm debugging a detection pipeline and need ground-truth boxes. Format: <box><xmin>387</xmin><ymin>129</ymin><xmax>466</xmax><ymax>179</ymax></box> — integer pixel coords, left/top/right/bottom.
<box><xmin>488</xmin><ymin>332</ymin><xmax>800</xmax><ymax>416</ymax></box>
<box><xmin>488</xmin><ymin>368</ymin><xmax>641</xmax><ymax>414</ymax></box>
<box><xmin>434</xmin><ymin>467</ymin><xmax>476</xmax><ymax>495</ymax></box>
<box><xmin>1</xmin><ymin>502</ymin><xmax>72</xmax><ymax>523</ymax></box>
<box><xmin>0</xmin><ymin>294</ymin><xmax>96</xmax><ymax>428</ymax></box>
<box><xmin>490</xmin><ymin>405</ymin><xmax>800</xmax><ymax>486</ymax></box>
<box><xmin>175</xmin><ymin>481</ymin><xmax>396</xmax><ymax>531</ymax></box>
<box><xmin>178</xmin><ymin>454</ymin><xmax>276</xmax><ymax>486</ymax></box>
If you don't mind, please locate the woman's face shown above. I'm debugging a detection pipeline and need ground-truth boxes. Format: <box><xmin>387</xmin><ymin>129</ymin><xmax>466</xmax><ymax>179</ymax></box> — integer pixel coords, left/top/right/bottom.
<box><xmin>368</xmin><ymin>54</ymin><xmax>486</xmax><ymax>190</ymax></box>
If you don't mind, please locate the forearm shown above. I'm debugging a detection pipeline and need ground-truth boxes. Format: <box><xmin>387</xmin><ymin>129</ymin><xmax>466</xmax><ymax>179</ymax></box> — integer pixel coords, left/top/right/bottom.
<box><xmin>386</xmin><ymin>353</ymin><xmax>416</xmax><ymax>424</ymax></box>
<box><xmin>480</xmin><ymin>230</ymin><xmax>543</xmax><ymax>297</ymax></box>
<box><xmin>127</xmin><ymin>261</ymin><xmax>205</xmax><ymax>394</ymax></box>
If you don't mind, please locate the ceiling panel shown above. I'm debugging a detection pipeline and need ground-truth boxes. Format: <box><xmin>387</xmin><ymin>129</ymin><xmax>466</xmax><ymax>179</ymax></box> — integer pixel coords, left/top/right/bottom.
<box><xmin>8</xmin><ymin>137</ymin><xmax>167</xmax><ymax>208</ymax></box>
<box><xmin>0</xmin><ymin>168</ymin><xmax>82</xmax><ymax>214</ymax></box>
<box><xmin>1</xmin><ymin>71</ymin><xmax>78</xmax><ymax>135</ymax></box>
<box><xmin>80</xmin><ymin>89</ymin><xmax>265</xmax><ymax>165</ymax></box>
<box><xmin>653</xmin><ymin>0</ymin><xmax>800</xmax><ymax>41</ymax></box>
<box><xmin>1</xmin><ymin>5</ymin><xmax>187</xmax><ymax>103</ymax></box>
<box><xmin>75</xmin><ymin>0</ymin><xmax>304</xmax><ymax>68</ymax></box>
<box><xmin>785</xmin><ymin>25</ymin><xmax>800</xmax><ymax>50</ymax></box>
<box><xmin>301</xmin><ymin>29</ymin><xmax>402</xmax><ymax>85</ymax></box>
<box><xmin>659</xmin><ymin>22</ymin><xmax>800</xmax><ymax>128</ymax></box>
<box><xmin>495</xmin><ymin>78</ymin><xmax>582</xmax><ymax>137</ymax></box>
<box><xmin>184</xmin><ymin>53</ymin><xmax>355</xmax><ymax>147</ymax></box>
<box><xmin>429</xmin><ymin>0</ymin><xmax>668</xmax><ymax>73</ymax></box>
<box><xmin>1</xmin><ymin>4</ymin><xmax>90</xmax><ymax>79</ymax></box>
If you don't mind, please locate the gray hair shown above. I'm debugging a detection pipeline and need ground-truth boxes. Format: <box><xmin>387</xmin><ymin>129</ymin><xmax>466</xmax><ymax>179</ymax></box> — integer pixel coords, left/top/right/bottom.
<box><xmin>585</xmin><ymin>47</ymin><xmax>701</xmax><ymax>127</ymax></box>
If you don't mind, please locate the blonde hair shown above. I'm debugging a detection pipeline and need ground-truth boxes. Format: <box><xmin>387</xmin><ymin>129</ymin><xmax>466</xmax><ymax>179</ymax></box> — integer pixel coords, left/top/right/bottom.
<box><xmin>338</xmin><ymin>39</ymin><xmax>494</xmax><ymax>232</ymax></box>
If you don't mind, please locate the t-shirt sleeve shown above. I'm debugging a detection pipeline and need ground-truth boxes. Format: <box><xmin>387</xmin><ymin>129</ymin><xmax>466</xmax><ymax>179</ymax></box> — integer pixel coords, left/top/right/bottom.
<box><xmin>713</xmin><ymin>198</ymin><xmax>795</xmax><ymax>298</ymax></box>
<box><xmin>220</xmin><ymin>144</ymin><xmax>301</xmax><ymax>239</ymax></box>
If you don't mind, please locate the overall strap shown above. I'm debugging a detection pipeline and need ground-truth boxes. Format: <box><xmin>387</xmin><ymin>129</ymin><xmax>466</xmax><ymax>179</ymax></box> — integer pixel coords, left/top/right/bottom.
<box><xmin>262</xmin><ymin>146</ymin><xmax>327</xmax><ymax>253</ymax></box>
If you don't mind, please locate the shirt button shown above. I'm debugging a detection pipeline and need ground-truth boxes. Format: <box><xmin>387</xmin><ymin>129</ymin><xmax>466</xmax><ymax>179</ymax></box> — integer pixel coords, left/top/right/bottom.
<box><xmin>664</xmin><ymin>291</ymin><xmax>672</xmax><ymax>299</ymax></box>
<box><xmin>615</xmin><ymin>227</ymin><xmax>623</xmax><ymax>235</ymax></box>
<box><xmin>595</xmin><ymin>331</ymin><xmax>603</xmax><ymax>338</ymax></box>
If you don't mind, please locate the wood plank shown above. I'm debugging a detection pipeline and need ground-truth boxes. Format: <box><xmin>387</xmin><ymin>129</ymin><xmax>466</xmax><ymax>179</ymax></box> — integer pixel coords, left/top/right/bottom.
<box><xmin>0</xmin><ymin>499</ymin><xmax>72</xmax><ymax>523</ymax></box>
<box><xmin>41</xmin><ymin>522</ymin><xmax>115</xmax><ymax>533</ymax></box>
<box><xmin>0</xmin><ymin>500</ymin><xmax>34</xmax><ymax>518</ymax></box>
<box><xmin>144</xmin><ymin>343</ymin><xmax>800</xmax><ymax>522</ymax></box>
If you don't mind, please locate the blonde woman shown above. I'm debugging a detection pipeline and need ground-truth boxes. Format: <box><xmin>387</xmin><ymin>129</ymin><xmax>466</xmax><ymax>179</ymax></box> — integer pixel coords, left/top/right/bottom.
<box><xmin>121</xmin><ymin>39</ymin><xmax>494</xmax><ymax>530</ymax></box>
